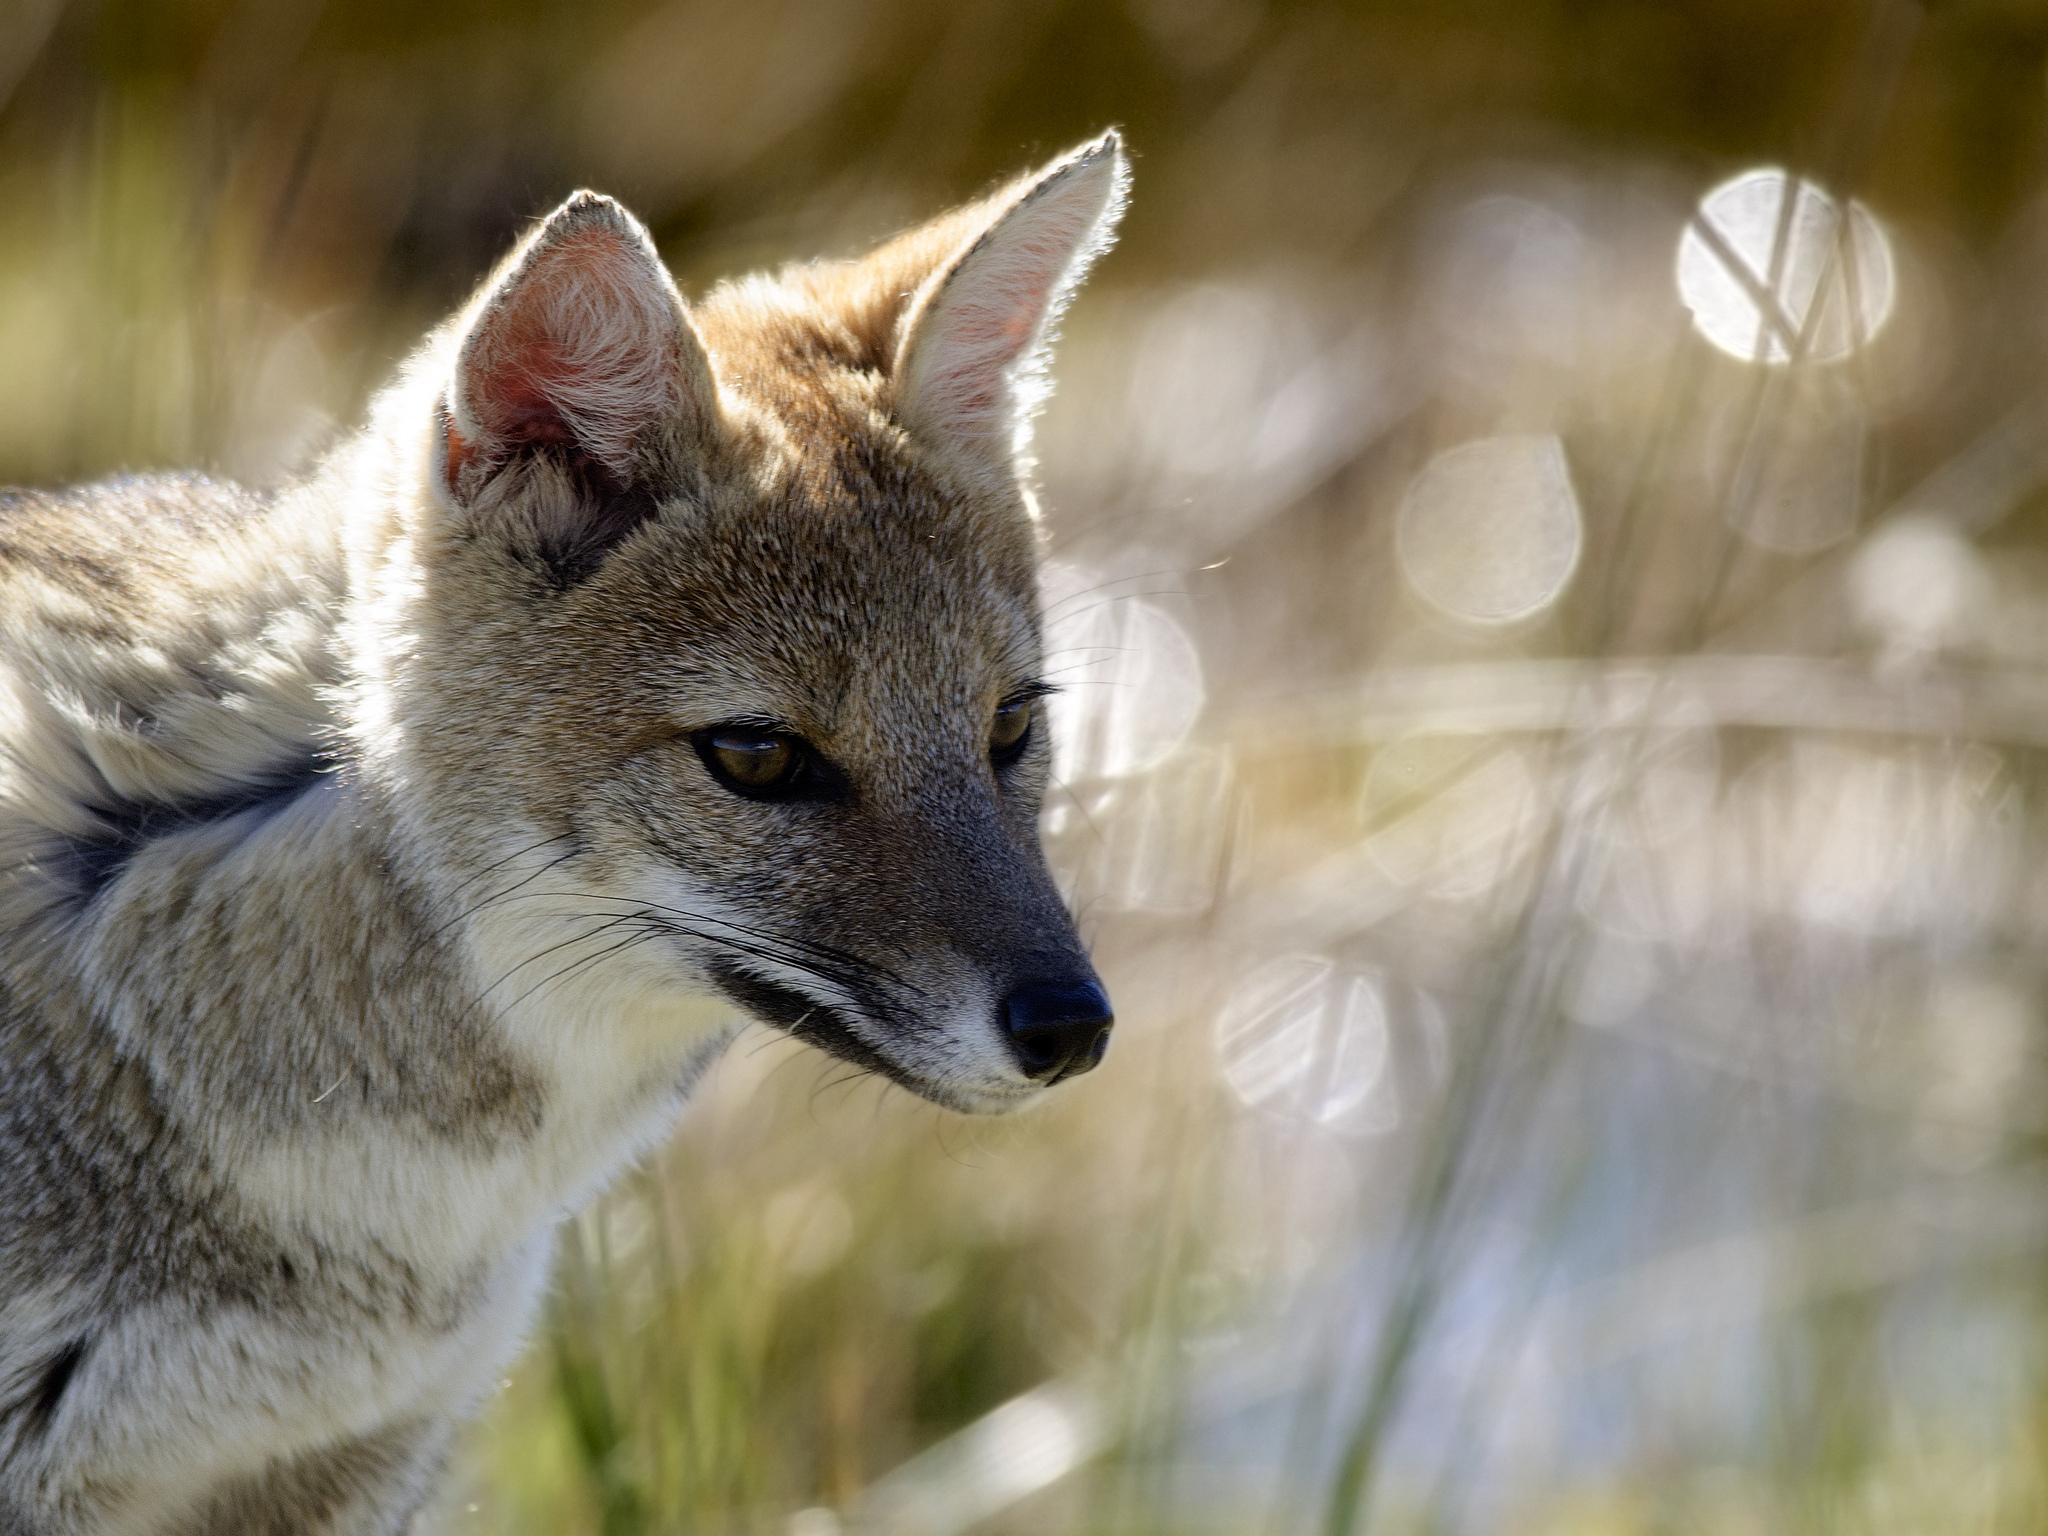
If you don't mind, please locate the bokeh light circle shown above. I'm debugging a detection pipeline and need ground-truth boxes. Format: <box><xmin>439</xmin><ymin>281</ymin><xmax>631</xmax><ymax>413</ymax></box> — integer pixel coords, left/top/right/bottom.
<box><xmin>1041</xmin><ymin>564</ymin><xmax>1206</xmax><ymax>782</ymax></box>
<box><xmin>1396</xmin><ymin>434</ymin><xmax>1583</xmax><ymax>625</ymax></box>
<box><xmin>1216</xmin><ymin>957</ymin><xmax>1393</xmax><ymax>1131</ymax></box>
<box><xmin>1677</xmin><ymin>168</ymin><xmax>1895</xmax><ymax>364</ymax></box>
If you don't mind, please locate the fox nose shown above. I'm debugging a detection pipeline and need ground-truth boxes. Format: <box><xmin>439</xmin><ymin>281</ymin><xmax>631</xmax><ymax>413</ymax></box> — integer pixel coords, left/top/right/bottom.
<box><xmin>1003</xmin><ymin>978</ymin><xmax>1113</xmax><ymax>1084</ymax></box>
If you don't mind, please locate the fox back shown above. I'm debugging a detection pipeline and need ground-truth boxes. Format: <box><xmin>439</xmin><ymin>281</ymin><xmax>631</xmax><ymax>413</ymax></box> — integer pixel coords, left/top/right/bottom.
<box><xmin>0</xmin><ymin>134</ymin><xmax>1126</xmax><ymax>1535</ymax></box>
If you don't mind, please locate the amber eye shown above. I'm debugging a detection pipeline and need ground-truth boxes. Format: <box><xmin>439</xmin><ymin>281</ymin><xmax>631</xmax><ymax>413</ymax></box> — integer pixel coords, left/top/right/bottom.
<box><xmin>690</xmin><ymin>725</ymin><xmax>820</xmax><ymax>801</ymax></box>
<box><xmin>708</xmin><ymin>731</ymin><xmax>794</xmax><ymax>786</ymax></box>
<box><xmin>990</xmin><ymin>698</ymin><xmax>1034</xmax><ymax>762</ymax></box>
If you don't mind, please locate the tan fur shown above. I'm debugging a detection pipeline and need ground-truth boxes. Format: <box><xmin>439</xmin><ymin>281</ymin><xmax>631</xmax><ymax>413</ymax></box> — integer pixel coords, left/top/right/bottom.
<box><xmin>0</xmin><ymin>134</ymin><xmax>1126</xmax><ymax>1533</ymax></box>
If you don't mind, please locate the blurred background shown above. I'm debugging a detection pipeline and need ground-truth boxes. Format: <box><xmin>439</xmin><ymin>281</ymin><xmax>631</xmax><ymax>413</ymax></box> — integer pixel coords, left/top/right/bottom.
<box><xmin>9</xmin><ymin>0</ymin><xmax>2048</xmax><ymax>1530</ymax></box>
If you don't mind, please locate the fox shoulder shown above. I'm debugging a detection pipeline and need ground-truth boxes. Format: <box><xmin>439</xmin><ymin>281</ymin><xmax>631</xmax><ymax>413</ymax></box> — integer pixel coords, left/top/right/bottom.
<box><xmin>0</xmin><ymin>475</ymin><xmax>343</xmax><ymax>910</ymax></box>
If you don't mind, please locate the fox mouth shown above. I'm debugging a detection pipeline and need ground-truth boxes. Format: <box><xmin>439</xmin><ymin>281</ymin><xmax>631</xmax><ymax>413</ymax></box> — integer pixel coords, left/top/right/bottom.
<box><xmin>705</xmin><ymin>961</ymin><xmax>981</xmax><ymax>1107</ymax></box>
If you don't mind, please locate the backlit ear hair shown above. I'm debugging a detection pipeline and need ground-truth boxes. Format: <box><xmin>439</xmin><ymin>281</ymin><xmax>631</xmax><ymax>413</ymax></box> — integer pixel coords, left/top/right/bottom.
<box><xmin>893</xmin><ymin>132</ymin><xmax>1129</xmax><ymax>481</ymax></box>
<box><xmin>443</xmin><ymin>190</ymin><xmax>716</xmax><ymax>505</ymax></box>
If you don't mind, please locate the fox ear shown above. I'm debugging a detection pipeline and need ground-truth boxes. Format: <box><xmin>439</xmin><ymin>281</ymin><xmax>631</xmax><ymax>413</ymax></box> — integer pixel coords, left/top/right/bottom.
<box><xmin>442</xmin><ymin>191</ymin><xmax>714</xmax><ymax>506</ymax></box>
<box><xmin>892</xmin><ymin>132</ymin><xmax>1128</xmax><ymax>480</ymax></box>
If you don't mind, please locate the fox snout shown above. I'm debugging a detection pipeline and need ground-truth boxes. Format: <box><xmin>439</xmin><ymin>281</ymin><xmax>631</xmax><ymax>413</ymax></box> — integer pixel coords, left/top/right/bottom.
<box><xmin>703</xmin><ymin>932</ymin><xmax>1111</xmax><ymax>1111</ymax></box>
<box><xmin>749</xmin><ymin>823</ymin><xmax>1115</xmax><ymax>1109</ymax></box>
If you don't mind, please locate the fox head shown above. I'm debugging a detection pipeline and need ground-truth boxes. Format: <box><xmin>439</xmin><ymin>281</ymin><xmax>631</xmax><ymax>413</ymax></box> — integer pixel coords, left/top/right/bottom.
<box><xmin>347</xmin><ymin>135</ymin><xmax>1127</xmax><ymax>1112</ymax></box>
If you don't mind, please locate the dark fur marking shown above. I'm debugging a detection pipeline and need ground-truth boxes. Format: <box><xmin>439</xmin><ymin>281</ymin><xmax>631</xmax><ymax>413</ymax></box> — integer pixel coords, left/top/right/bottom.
<box><xmin>501</xmin><ymin>446</ymin><xmax>663</xmax><ymax>590</ymax></box>
<box><xmin>17</xmin><ymin>1337</ymin><xmax>87</xmax><ymax>1436</ymax></box>
<box><xmin>534</xmin><ymin>485</ymin><xmax>659</xmax><ymax>587</ymax></box>
<box><xmin>56</xmin><ymin>757</ymin><xmax>332</xmax><ymax>898</ymax></box>
<box><xmin>170</xmin><ymin>1419</ymin><xmax>439</xmax><ymax>1536</ymax></box>
<box><xmin>709</xmin><ymin>962</ymin><xmax>927</xmax><ymax>1095</ymax></box>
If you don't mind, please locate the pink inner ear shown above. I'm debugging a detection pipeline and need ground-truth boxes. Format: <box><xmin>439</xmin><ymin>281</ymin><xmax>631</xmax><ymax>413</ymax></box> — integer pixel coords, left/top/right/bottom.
<box><xmin>957</xmin><ymin>305</ymin><xmax>1036</xmax><ymax>351</ymax></box>
<box><xmin>458</xmin><ymin>223</ymin><xmax>682</xmax><ymax>470</ymax></box>
<box><xmin>903</xmin><ymin>170</ymin><xmax>1119</xmax><ymax>447</ymax></box>
<box><xmin>949</xmin><ymin>302</ymin><xmax>1039</xmax><ymax>417</ymax></box>
<box><xmin>933</xmin><ymin>303</ymin><xmax>1040</xmax><ymax>428</ymax></box>
<box><xmin>480</xmin><ymin>339</ymin><xmax>581</xmax><ymax>446</ymax></box>
<box><xmin>446</xmin><ymin>420</ymin><xmax>478</xmax><ymax>480</ymax></box>
<box><xmin>921</xmin><ymin>277</ymin><xmax>1052</xmax><ymax>428</ymax></box>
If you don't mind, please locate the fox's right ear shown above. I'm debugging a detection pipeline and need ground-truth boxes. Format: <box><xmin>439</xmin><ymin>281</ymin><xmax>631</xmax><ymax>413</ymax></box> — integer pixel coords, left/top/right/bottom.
<box><xmin>889</xmin><ymin>133</ymin><xmax>1128</xmax><ymax>483</ymax></box>
<box><xmin>440</xmin><ymin>191</ymin><xmax>716</xmax><ymax>508</ymax></box>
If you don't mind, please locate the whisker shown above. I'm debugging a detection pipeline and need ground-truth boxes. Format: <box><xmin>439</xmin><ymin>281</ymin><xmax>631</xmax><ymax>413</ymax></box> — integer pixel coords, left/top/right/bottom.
<box><xmin>625</xmin><ymin>898</ymin><xmax>921</xmax><ymax>995</ymax></box>
<box><xmin>809</xmin><ymin>1064</ymin><xmax>878</xmax><ymax>1114</ymax></box>
<box><xmin>494</xmin><ymin>888</ymin><xmax>915</xmax><ymax>998</ymax></box>
<box><xmin>743</xmin><ymin>1026</ymin><xmax>795</xmax><ymax>1061</ymax></box>
<box><xmin>1046</xmin><ymin>771</ymin><xmax>1111</xmax><ymax>849</ymax></box>
<box><xmin>397</xmin><ymin>835</ymin><xmax>584</xmax><ymax>973</ymax></box>
<box><xmin>465</xmin><ymin>912</ymin><xmax>652</xmax><ymax>1018</ymax></box>
<box><xmin>1038</xmin><ymin>567</ymin><xmax>1191</xmax><ymax>617</ymax></box>
<box><xmin>636</xmin><ymin>916</ymin><xmax>873</xmax><ymax>998</ymax></box>
<box><xmin>509</xmin><ymin>931</ymin><xmax>670</xmax><ymax>1012</ymax></box>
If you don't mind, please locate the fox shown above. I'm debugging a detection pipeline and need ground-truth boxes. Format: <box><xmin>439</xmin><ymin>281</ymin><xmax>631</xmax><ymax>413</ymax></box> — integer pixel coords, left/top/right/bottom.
<box><xmin>0</xmin><ymin>132</ymin><xmax>1127</xmax><ymax>1533</ymax></box>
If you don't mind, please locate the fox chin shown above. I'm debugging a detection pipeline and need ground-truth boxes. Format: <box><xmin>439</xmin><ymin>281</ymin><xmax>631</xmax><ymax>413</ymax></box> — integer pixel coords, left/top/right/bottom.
<box><xmin>0</xmin><ymin>132</ymin><xmax>1126</xmax><ymax>1535</ymax></box>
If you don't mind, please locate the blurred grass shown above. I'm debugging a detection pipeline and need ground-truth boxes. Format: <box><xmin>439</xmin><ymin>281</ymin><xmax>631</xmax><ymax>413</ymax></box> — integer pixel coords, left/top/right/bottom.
<box><xmin>13</xmin><ymin>2</ymin><xmax>2048</xmax><ymax>1533</ymax></box>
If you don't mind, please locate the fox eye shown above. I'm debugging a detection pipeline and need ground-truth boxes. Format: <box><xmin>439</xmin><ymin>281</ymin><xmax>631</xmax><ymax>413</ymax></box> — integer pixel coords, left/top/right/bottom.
<box><xmin>990</xmin><ymin>699</ymin><xmax>1034</xmax><ymax>763</ymax></box>
<box><xmin>691</xmin><ymin>726</ymin><xmax>829</xmax><ymax>801</ymax></box>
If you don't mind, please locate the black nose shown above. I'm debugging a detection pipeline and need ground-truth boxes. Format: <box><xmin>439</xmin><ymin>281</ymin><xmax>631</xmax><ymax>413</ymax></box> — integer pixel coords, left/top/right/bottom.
<box><xmin>1002</xmin><ymin>978</ymin><xmax>1113</xmax><ymax>1084</ymax></box>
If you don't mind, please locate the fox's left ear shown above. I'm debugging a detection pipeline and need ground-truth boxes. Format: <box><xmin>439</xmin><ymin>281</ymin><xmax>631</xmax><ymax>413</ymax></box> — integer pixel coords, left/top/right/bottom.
<box><xmin>892</xmin><ymin>132</ymin><xmax>1129</xmax><ymax>480</ymax></box>
<box><xmin>442</xmin><ymin>191</ymin><xmax>716</xmax><ymax>508</ymax></box>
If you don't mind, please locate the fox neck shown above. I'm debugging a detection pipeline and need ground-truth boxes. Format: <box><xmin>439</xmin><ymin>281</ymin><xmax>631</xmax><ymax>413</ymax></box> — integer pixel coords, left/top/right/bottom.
<box><xmin>59</xmin><ymin>750</ymin><xmax>729</xmax><ymax>1279</ymax></box>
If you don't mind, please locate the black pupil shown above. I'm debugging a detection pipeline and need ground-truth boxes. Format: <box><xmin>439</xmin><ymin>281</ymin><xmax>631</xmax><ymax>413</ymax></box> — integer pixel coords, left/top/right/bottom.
<box><xmin>992</xmin><ymin>700</ymin><xmax>1031</xmax><ymax>752</ymax></box>
<box><xmin>712</xmin><ymin>733</ymin><xmax>794</xmax><ymax>787</ymax></box>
